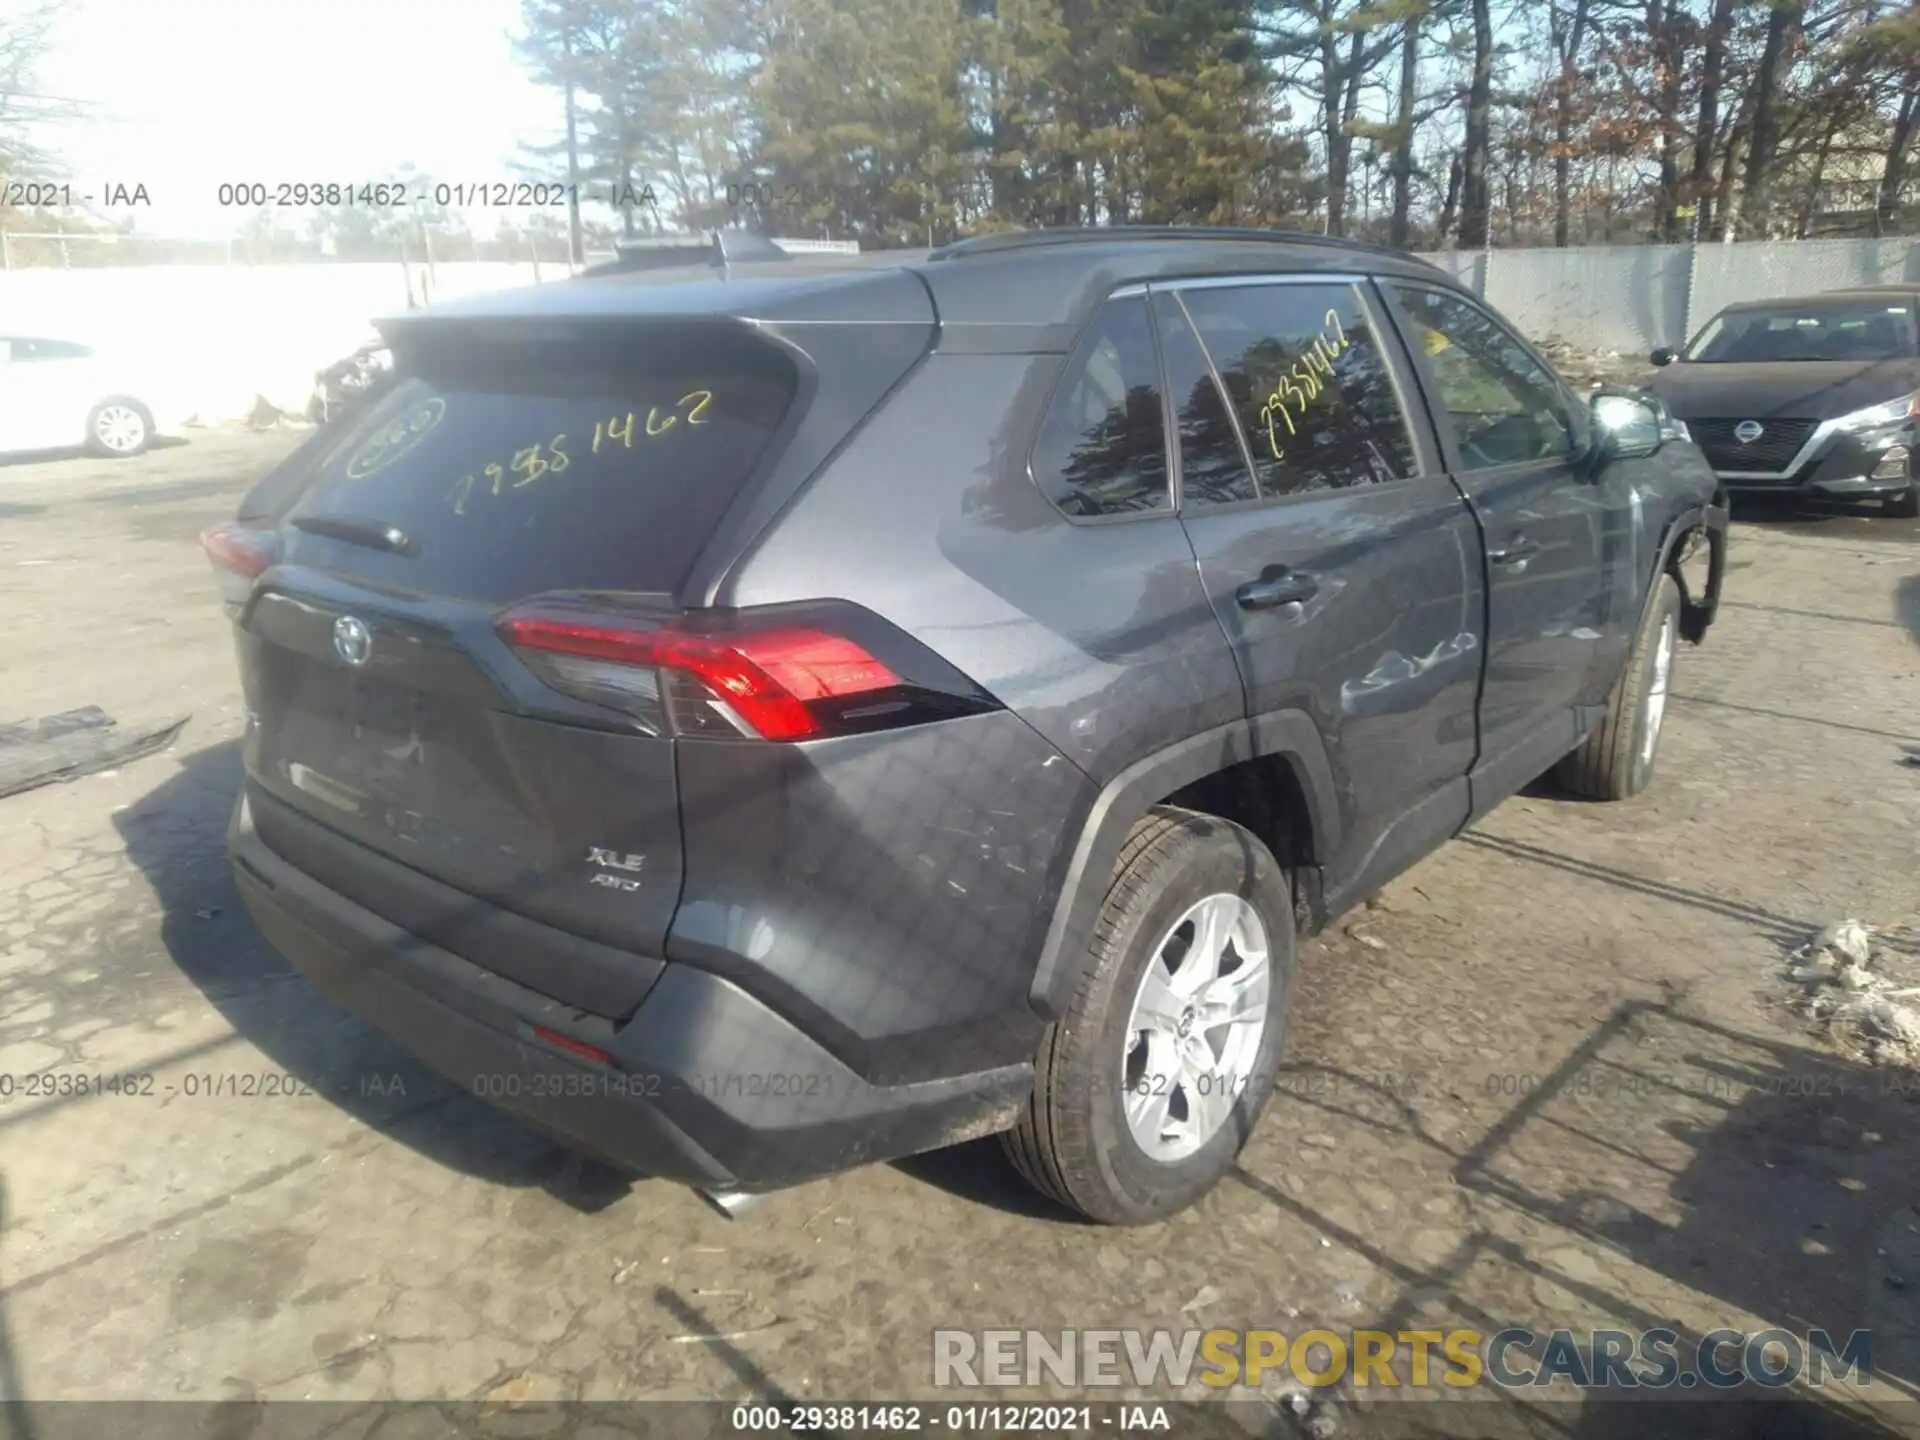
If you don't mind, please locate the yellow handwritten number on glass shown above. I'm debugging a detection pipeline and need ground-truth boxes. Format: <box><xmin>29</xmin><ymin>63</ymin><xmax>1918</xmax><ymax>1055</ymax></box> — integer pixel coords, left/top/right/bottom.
<box><xmin>1261</xmin><ymin>400</ymin><xmax>1295</xmax><ymax>461</ymax></box>
<box><xmin>1256</xmin><ymin>313</ymin><xmax>1353</xmax><ymax>461</ymax></box>
<box><xmin>510</xmin><ymin>445</ymin><xmax>548</xmax><ymax>487</ymax></box>
<box><xmin>510</xmin><ymin>436</ymin><xmax>569</xmax><ymax>487</ymax></box>
<box><xmin>1324</xmin><ymin>308</ymin><xmax>1349</xmax><ymax>354</ymax></box>
<box><xmin>450</xmin><ymin>436</ymin><xmax>570</xmax><ymax>515</ymax></box>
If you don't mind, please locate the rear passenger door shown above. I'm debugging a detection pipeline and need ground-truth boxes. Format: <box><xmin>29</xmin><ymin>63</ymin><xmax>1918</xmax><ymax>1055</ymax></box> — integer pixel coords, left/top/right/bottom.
<box><xmin>1378</xmin><ymin>283</ymin><xmax>1622</xmax><ymax>817</ymax></box>
<box><xmin>1156</xmin><ymin>276</ymin><xmax>1484</xmax><ymax>911</ymax></box>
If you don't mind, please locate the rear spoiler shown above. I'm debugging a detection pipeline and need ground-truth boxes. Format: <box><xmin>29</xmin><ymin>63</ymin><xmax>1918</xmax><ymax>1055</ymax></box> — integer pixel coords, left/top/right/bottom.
<box><xmin>582</xmin><ymin>231</ymin><xmax>792</xmax><ymax>277</ymax></box>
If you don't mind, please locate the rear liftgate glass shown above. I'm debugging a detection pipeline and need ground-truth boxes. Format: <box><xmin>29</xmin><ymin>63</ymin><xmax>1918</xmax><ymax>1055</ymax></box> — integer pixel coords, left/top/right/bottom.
<box><xmin>205</xmin><ymin>319</ymin><xmax>997</xmax><ymax>1020</ymax></box>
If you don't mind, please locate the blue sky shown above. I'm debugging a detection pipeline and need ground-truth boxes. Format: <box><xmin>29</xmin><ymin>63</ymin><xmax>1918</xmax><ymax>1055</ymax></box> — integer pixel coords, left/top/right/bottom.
<box><xmin>22</xmin><ymin>0</ymin><xmax>565</xmax><ymax>239</ymax></box>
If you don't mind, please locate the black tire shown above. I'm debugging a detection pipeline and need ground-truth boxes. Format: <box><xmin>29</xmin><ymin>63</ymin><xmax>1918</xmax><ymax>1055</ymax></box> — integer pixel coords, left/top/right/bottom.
<box><xmin>83</xmin><ymin>397</ymin><xmax>153</xmax><ymax>458</ymax></box>
<box><xmin>1001</xmin><ymin>807</ymin><xmax>1295</xmax><ymax>1225</ymax></box>
<box><xmin>1885</xmin><ymin>484</ymin><xmax>1920</xmax><ymax>519</ymax></box>
<box><xmin>1554</xmin><ymin>573</ymin><xmax>1682</xmax><ymax>800</ymax></box>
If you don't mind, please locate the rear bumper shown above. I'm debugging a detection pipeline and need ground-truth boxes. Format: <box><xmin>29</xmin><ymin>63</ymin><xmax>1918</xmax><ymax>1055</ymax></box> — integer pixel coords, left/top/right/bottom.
<box><xmin>229</xmin><ymin>792</ymin><xmax>1030</xmax><ymax>1190</ymax></box>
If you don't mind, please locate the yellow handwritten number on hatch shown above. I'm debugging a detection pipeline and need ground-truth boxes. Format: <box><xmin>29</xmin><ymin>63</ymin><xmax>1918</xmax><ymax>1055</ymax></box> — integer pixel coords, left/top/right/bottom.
<box><xmin>448</xmin><ymin>436</ymin><xmax>570</xmax><ymax>516</ymax></box>
<box><xmin>448</xmin><ymin>390</ymin><xmax>717</xmax><ymax>517</ymax></box>
<box><xmin>1257</xmin><ymin>310</ymin><xmax>1352</xmax><ymax>462</ymax></box>
<box><xmin>344</xmin><ymin>397</ymin><xmax>446</xmax><ymax>480</ymax></box>
<box><xmin>592</xmin><ymin>390</ymin><xmax>714</xmax><ymax>453</ymax></box>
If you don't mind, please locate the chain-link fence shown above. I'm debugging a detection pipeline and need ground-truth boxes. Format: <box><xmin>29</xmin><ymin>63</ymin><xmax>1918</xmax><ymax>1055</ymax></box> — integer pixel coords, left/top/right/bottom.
<box><xmin>1423</xmin><ymin>237</ymin><xmax>1920</xmax><ymax>356</ymax></box>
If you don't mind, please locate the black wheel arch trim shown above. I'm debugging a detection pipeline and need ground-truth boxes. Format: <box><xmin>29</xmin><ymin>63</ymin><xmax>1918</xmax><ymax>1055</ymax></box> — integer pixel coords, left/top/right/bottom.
<box><xmin>1028</xmin><ymin>712</ymin><xmax>1339</xmax><ymax>1019</ymax></box>
<box><xmin>1648</xmin><ymin>495</ymin><xmax>1728</xmax><ymax>643</ymax></box>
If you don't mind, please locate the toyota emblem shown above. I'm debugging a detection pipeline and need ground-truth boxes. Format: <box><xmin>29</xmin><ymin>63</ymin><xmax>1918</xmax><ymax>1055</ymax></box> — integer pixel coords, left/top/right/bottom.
<box><xmin>1733</xmin><ymin>420</ymin><xmax>1765</xmax><ymax>444</ymax></box>
<box><xmin>332</xmin><ymin>615</ymin><xmax>373</xmax><ymax>667</ymax></box>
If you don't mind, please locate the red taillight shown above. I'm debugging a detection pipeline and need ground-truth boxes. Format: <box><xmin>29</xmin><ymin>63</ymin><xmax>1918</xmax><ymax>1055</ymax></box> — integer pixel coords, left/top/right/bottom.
<box><xmin>499</xmin><ymin>611</ymin><xmax>902</xmax><ymax>741</ymax></box>
<box><xmin>531</xmin><ymin>1025</ymin><xmax>614</xmax><ymax>1066</ymax></box>
<box><xmin>201</xmin><ymin>522</ymin><xmax>281</xmax><ymax>609</ymax></box>
<box><xmin>201</xmin><ymin>521</ymin><xmax>278</xmax><ymax>578</ymax></box>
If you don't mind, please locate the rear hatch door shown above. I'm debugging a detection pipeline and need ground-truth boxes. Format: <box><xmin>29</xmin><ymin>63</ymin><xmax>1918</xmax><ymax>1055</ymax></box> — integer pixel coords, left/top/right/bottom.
<box><xmin>235</xmin><ymin>318</ymin><xmax>798</xmax><ymax>1016</ymax></box>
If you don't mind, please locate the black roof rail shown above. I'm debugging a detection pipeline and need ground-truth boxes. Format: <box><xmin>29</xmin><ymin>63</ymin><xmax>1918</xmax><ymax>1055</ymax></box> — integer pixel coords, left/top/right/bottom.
<box><xmin>925</xmin><ymin>225</ymin><xmax>1439</xmax><ymax>270</ymax></box>
<box><xmin>580</xmin><ymin>229</ymin><xmax>794</xmax><ymax>278</ymax></box>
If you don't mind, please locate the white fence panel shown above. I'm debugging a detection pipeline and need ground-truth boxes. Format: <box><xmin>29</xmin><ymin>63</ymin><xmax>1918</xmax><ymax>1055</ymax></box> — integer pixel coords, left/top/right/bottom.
<box><xmin>1418</xmin><ymin>237</ymin><xmax>1920</xmax><ymax>353</ymax></box>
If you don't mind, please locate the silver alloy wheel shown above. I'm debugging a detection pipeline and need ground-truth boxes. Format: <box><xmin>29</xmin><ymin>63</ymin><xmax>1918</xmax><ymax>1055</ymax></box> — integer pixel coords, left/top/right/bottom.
<box><xmin>93</xmin><ymin>404</ymin><xmax>147</xmax><ymax>454</ymax></box>
<box><xmin>1121</xmin><ymin>892</ymin><xmax>1270</xmax><ymax>1163</ymax></box>
<box><xmin>1640</xmin><ymin>615</ymin><xmax>1676</xmax><ymax>767</ymax></box>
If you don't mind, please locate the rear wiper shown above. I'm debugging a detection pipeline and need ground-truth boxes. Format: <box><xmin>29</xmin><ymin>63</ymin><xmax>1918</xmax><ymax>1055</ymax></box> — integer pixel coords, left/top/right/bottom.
<box><xmin>290</xmin><ymin>514</ymin><xmax>419</xmax><ymax>556</ymax></box>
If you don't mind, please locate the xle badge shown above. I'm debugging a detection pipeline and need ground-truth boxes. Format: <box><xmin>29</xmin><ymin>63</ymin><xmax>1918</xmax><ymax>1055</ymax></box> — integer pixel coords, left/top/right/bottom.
<box><xmin>587</xmin><ymin>846</ymin><xmax>645</xmax><ymax>892</ymax></box>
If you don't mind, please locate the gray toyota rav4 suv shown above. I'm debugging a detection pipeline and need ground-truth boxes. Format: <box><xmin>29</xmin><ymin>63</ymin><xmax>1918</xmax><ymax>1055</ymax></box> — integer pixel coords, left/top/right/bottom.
<box><xmin>205</xmin><ymin>227</ymin><xmax>1729</xmax><ymax>1224</ymax></box>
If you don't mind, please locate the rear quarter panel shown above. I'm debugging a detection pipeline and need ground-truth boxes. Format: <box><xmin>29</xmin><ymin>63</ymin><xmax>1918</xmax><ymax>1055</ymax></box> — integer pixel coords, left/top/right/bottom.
<box><xmin>683</xmin><ymin>352</ymin><xmax>1247</xmax><ymax>1081</ymax></box>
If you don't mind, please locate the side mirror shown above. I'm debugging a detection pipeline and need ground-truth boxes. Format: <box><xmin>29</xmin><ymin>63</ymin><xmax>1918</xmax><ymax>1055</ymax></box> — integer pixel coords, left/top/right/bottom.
<box><xmin>1590</xmin><ymin>391</ymin><xmax>1663</xmax><ymax>467</ymax></box>
<box><xmin>1649</xmin><ymin>346</ymin><xmax>1676</xmax><ymax>367</ymax></box>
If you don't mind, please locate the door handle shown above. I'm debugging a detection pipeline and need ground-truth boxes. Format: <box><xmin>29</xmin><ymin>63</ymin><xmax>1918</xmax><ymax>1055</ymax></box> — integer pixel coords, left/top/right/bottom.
<box><xmin>1488</xmin><ymin>538</ymin><xmax>1542</xmax><ymax>567</ymax></box>
<box><xmin>1236</xmin><ymin>571</ymin><xmax>1319</xmax><ymax>610</ymax></box>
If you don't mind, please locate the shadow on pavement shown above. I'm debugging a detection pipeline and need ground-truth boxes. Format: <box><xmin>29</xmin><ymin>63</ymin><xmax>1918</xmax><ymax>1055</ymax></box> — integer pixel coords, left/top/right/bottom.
<box><xmin>1730</xmin><ymin>491</ymin><xmax>1920</xmax><ymax>543</ymax></box>
<box><xmin>114</xmin><ymin>737</ymin><xmax>634</xmax><ymax>1212</ymax></box>
<box><xmin>0</xmin><ymin>436</ymin><xmax>189</xmax><ymax>470</ymax></box>
<box><xmin>891</xmin><ymin>1137</ymin><xmax>1070</xmax><ymax>1220</ymax></box>
<box><xmin>1232</xmin><ymin>997</ymin><xmax>1920</xmax><ymax>1436</ymax></box>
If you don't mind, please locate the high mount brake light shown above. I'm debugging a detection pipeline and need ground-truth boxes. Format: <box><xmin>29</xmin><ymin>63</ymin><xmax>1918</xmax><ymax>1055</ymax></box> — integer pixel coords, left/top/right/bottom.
<box><xmin>497</xmin><ymin>606</ymin><xmax>916</xmax><ymax>741</ymax></box>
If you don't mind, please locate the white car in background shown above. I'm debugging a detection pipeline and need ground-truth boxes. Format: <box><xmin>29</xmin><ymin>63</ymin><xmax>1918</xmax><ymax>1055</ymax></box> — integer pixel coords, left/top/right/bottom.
<box><xmin>0</xmin><ymin>334</ymin><xmax>183</xmax><ymax>458</ymax></box>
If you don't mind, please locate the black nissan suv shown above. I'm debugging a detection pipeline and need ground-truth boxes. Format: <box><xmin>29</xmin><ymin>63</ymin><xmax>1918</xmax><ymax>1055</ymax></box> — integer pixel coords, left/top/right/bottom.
<box><xmin>205</xmin><ymin>227</ymin><xmax>1728</xmax><ymax>1225</ymax></box>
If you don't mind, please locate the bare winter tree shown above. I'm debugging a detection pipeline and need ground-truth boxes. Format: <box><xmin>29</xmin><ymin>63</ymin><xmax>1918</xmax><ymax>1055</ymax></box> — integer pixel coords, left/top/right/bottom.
<box><xmin>0</xmin><ymin>1</ymin><xmax>82</xmax><ymax>180</ymax></box>
<box><xmin>494</xmin><ymin>0</ymin><xmax>1920</xmax><ymax>251</ymax></box>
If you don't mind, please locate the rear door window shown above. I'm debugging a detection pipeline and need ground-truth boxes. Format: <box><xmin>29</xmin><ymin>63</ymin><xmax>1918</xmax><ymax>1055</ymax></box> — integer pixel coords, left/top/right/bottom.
<box><xmin>1178</xmin><ymin>283</ymin><xmax>1416</xmax><ymax>496</ymax></box>
<box><xmin>1030</xmin><ymin>296</ymin><xmax>1172</xmax><ymax>518</ymax></box>
<box><xmin>279</xmin><ymin>333</ymin><xmax>795</xmax><ymax>603</ymax></box>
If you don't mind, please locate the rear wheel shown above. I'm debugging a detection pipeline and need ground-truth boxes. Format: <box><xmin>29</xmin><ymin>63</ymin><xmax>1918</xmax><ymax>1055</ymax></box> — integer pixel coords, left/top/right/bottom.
<box><xmin>1885</xmin><ymin>484</ymin><xmax>1920</xmax><ymax>519</ymax></box>
<box><xmin>1002</xmin><ymin>807</ymin><xmax>1294</xmax><ymax>1225</ymax></box>
<box><xmin>1555</xmin><ymin>573</ymin><xmax>1681</xmax><ymax>800</ymax></box>
<box><xmin>85</xmin><ymin>398</ymin><xmax>152</xmax><ymax>457</ymax></box>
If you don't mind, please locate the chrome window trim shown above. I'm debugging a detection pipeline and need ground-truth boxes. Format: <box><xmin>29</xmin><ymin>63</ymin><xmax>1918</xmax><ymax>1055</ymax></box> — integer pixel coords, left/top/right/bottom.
<box><xmin>1152</xmin><ymin>288</ymin><xmax>1262</xmax><ymax>510</ymax></box>
<box><xmin>1150</xmin><ymin>274</ymin><xmax>1427</xmax><ymax>498</ymax></box>
<box><xmin>1109</xmin><ymin>272</ymin><xmax>1370</xmax><ymax>302</ymax></box>
<box><xmin>1346</xmin><ymin>280</ymin><xmax>1430</xmax><ymax>480</ymax></box>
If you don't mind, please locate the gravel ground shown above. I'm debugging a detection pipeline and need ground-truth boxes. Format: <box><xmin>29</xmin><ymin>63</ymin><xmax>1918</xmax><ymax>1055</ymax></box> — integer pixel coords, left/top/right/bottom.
<box><xmin>0</xmin><ymin>429</ymin><xmax>1917</xmax><ymax>1434</ymax></box>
